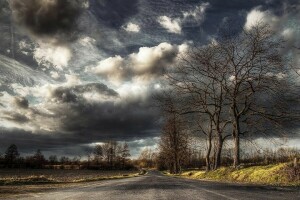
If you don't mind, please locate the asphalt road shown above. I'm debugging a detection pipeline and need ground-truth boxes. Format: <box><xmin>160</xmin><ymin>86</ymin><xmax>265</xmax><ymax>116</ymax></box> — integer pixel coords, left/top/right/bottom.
<box><xmin>7</xmin><ymin>171</ymin><xmax>300</xmax><ymax>200</ymax></box>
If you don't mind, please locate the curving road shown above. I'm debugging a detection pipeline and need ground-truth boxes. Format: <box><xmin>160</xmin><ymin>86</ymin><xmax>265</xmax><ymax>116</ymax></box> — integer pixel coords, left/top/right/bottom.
<box><xmin>7</xmin><ymin>171</ymin><xmax>300</xmax><ymax>200</ymax></box>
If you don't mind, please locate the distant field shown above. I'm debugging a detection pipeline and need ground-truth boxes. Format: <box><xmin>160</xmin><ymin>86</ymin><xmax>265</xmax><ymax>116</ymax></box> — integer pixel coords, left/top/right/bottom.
<box><xmin>0</xmin><ymin>169</ymin><xmax>139</xmax><ymax>185</ymax></box>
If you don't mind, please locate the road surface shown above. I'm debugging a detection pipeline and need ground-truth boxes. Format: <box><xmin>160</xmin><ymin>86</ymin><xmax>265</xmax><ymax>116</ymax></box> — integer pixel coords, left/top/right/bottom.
<box><xmin>4</xmin><ymin>171</ymin><xmax>300</xmax><ymax>200</ymax></box>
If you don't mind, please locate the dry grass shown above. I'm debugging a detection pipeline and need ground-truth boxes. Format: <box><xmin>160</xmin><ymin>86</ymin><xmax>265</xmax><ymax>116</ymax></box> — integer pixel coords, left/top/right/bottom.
<box><xmin>0</xmin><ymin>169</ymin><xmax>142</xmax><ymax>198</ymax></box>
<box><xmin>0</xmin><ymin>169</ymin><xmax>139</xmax><ymax>185</ymax></box>
<box><xmin>169</xmin><ymin>162</ymin><xmax>300</xmax><ymax>186</ymax></box>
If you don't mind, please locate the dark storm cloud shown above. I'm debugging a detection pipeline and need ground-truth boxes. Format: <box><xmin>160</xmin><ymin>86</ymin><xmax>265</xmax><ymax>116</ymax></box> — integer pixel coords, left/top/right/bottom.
<box><xmin>0</xmin><ymin>128</ymin><xmax>91</xmax><ymax>156</ymax></box>
<box><xmin>51</xmin><ymin>83</ymin><xmax>119</xmax><ymax>103</ymax></box>
<box><xmin>1</xmin><ymin>81</ymin><xmax>158</xmax><ymax>142</ymax></box>
<box><xmin>0</xmin><ymin>128</ymin><xmax>155</xmax><ymax>158</ymax></box>
<box><xmin>2</xmin><ymin>112</ymin><xmax>30</xmax><ymax>124</ymax></box>
<box><xmin>89</xmin><ymin>0</ymin><xmax>139</xmax><ymax>28</ymax></box>
<box><xmin>0</xmin><ymin>84</ymin><xmax>160</xmax><ymax>156</ymax></box>
<box><xmin>57</xmin><ymin>101</ymin><xmax>158</xmax><ymax>138</ymax></box>
<box><xmin>9</xmin><ymin>0</ymin><xmax>87</xmax><ymax>42</ymax></box>
<box><xmin>14</xmin><ymin>97</ymin><xmax>29</xmax><ymax>109</ymax></box>
<box><xmin>51</xmin><ymin>87</ymin><xmax>78</xmax><ymax>103</ymax></box>
<box><xmin>73</xmin><ymin>83</ymin><xmax>119</xmax><ymax>96</ymax></box>
<box><xmin>0</xmin><ymin>96</ymin><xmax>160</xmax><ymax>156</ymax></box>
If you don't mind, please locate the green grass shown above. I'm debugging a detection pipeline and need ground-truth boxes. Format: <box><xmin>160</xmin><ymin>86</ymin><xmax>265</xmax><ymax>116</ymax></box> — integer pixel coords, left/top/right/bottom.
<box><xmin>171</xmin><ymin>163</ymin><xmax>300</xmax><ymax>186</ymax></box>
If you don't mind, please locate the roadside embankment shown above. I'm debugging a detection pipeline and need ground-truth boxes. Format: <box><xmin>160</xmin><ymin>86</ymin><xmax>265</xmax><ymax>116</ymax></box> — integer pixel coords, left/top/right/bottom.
<box><xmin>167</xmin><ymin>162</ymin><xmax>300</xmax><ymax>186</ymax></box>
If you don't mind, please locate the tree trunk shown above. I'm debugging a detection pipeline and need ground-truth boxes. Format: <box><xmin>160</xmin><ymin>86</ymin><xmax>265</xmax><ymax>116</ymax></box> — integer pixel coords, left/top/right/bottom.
<box><xmin>233</xmin><ymin>133</ymin><xmax>240</xmax><ymax>168</ymax></box>
<box><xmin>214</xmin><ymin>134</ymin><xmax>223</xmax><ymax>170</ymax></box>
<box><xmin>205</xmin><ymin>132</ymin><xmax>212</xmax><ymax>171</ymax></box>
<box><xmin>232</xmin><ymin>115</ymin><xmax>241</xmax><ymax>168</ymax></box>
<box><xmin>174</xmin><ymin>150</ymin><xmax>180</xmax><ymax>174</ymax></box>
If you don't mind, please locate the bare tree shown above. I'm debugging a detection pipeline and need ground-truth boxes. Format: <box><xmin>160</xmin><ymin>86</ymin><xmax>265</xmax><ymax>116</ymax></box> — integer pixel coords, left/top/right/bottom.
<box><xmin>49</xmin><ymin>155</ymin><xmax>58</xmax><ymax>165</ymax></box>
<box><xmin>120</xmin><ymin>142</ymin><xmax>131</xmax><ymax>169</ymax></box>
<box><xmin>4</xmin><ymin>144</ymin><xmax>20</xmax><ymax>168</ymax></box>
<box><xmin>138</xmin><ymin>147</ymin><xmax>156</xmax><ymax>168</ymax></box>
<box><xmin>102</xmin><ymin>141</ymin><xmax>118</xmax><ymax>169</ymax></box>
<box><xmin>167</xmin><ymin>43</ymin><xmax>231</xmax><ymax>169</ymax></box>
<box><xmin>93</xmin><ymin>144</ymin><xmax>103</xmax><ymax>164</ymax></box>
<box><xmin>32</xmin><ymin>149</ymin><xmax>46</xmax><ymax>168</ymax></box>
<box><xmin>216</xmin><ymin>24</ymin><xmax>297</xmax><ymax>167</ymax></box>
<box><xmin>157</xmin><ymin>96</ymin><xmax>190</xmax><ymax>174</ymax></box>
<box><xmin>167</xmin><ymin>23</ymin><xmax>298</xmax><ymax>169</ymax></box>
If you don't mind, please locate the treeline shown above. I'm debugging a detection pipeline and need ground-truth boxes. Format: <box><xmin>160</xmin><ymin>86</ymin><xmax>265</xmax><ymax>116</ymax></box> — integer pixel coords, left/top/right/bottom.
<box><xmin>0</xmin><ymin>141</ymin><xmax>133</xmax><ymax>170</ymax></box>
<box><xmin>137</xmin><ymin>146</ymin><xmax>300</xmax><ymax>171</ymax></box>
<box><xmin>155</xmin><ymin>23</ymin><xmax>300</xmax><ymax>174</ymax></box>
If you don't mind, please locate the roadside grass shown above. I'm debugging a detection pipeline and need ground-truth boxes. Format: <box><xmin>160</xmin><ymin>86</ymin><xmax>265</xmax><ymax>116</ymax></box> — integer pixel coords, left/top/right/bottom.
<box><xmin>167</xmin><ymin>162</ymin><xmax>300</xmax><ymax>186</ymax></box>
<box><xmin>0</xmin><ymin>170</ymin><xmax>143</xmax><ymax>186</ymax></box>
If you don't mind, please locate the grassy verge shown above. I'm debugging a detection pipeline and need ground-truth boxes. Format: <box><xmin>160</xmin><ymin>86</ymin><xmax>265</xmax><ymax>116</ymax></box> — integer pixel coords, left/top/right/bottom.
<box><xmin>167</xmin><ymin>163</ymin><xmax>300</xmax><ymax>186</ymax></box>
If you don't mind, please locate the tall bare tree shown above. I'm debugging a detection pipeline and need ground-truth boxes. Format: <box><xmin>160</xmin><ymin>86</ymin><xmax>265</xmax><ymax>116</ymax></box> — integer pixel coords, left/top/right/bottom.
<box><xmin>120</xmin><ymin>142</ymin><xmax>131</xmax><ymax>168</ymax></box>
<box><xmin>157</xmin><ymin>95</ymin><xmax>190</xmax><ymax>174</ymax></box>
<box><xmin>167</xmin><ymin>43</ymin><xmax>232</xmax><ymax>169</ymax></box>
<box><xmin>4</xmin><ymin>144</ymin><xmax>20</xmax><ymax>168</ymax></box>
<box><xmin>93</xmin><ymin>144</ymin><xmax>103</xmax><ymax>164</ymax></box>
<box><xmin>216</xmin><ymin>24</ymin><xmax>295</xmax><ymax>167</ymax></box>
<box><xmin>168</xmin><ymin>23</ymin><xmax>298</xmax><ymax>169</ymax></box>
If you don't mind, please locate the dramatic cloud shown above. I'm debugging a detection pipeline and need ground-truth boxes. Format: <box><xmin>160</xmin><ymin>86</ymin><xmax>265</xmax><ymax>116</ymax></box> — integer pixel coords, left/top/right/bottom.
<box><xmin>129</xmin><ymin>42</ymin><xmax>182</xmax><ymax>75</ymax></box>
<box><xmin>122</xmin><ymin>22</ymin><xmax>141</xmax><ymax>33</ymax></box>
<box><xmin>183</xmin><ymin>2</ymin><xmax>210</xmax><ymax>24</ymax></box>
<box><xmin>9</xmin><ymin>0</ymin><xmax>87</xmax><ymax>43</ymax></box>
<box><xmin>157</xmin><ymin>2</ymin><xmax>210</xmax><ymax>34</ymax></box>
<box><xmin>88</xmin><ymin>42</ymin><xmax>189</xmax><ymax>84</ymax></box>
<box><xmin>0</xmin><ymin>81</ymin><xmax>159</xmax><ymax>146</ymax></box>
<box><xmin>244</xmin><ymin>8</ymin><xmax>279</xmax><ymax>30</ymax></box>
<box><xmin>2</xmin><ymin>111</ymin><xmax>30</xmax><ymax>124</ymax></box>
<box><xmin>33</xmin><ymin>44</ymin><xmax>72</xmax><ymax>70</ymax></box>
<box><xmin>89</xmin><ymin>56</ymin><xmax>126</xmax><ymax>84</ymax></box>
<box><xmin>244</xmin><ymin>5</ymin><xmax>300</xmax><ymax>70</ymax></box>
<box><xmin>49</xmin><ymin>83</ymin><xmax>119</xmax><ymax>103</ymax></box>
<box><xmin>0</xmin><ymin>54</ymin><xmax>52</xmax><ymax>86</ymax></box>
<box><xmin>50</xmin><ymin>71</ymin><xmax>60</xmax><ymax>80</ymax></box>
<box><xmin>14</xmin><ymin>97</ymin><xmax>29</xmax><ymax>109</ymax></box>
<box><xmin>157</xmin><ymin>16</ymin><xmax>182</xmax><ymax>34</ymax></box>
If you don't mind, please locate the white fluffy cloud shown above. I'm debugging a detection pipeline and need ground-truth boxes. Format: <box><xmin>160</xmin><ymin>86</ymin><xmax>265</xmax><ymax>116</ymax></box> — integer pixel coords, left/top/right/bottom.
<box><xmin>157</xmin><ymin>16</ymin><xmax>182</xmax><ymax>34</ymax></box>
<box><xmin>157</xmin><ymin>2</ymin><xmax>209</xmax><ymax>34</ymax></box>
<box><xmin>33</xmin><ymin>43</ymin><xmax>72</xmax><ymax>70</ymax></box>
<box><xmin>89</xmin><ymin>56</ymin><xmax>126</xmax><ymax>85</ymax></box>
<box><xmin>88</xmin><ymin>42</ymin><xmax>190</xmax><ymax>85</ymax></box>
<box><xmin>130</xmin><ymin>42</ymin><xmax>179</xmax><ymax>74</ymax></box>
<box><xmin>122</xmin><ymin>22</ymin><xmax>140</xmax><ymax>33</ymax></box>
<box><xmin>244</xmin><ymin>6</ymin><xmax>300</xmax><ymax>75</ymax></box>
<box><xmin>244</xmin><ymin>8</ymin><xmax>279</xmax><ymax>30</ymax></box>
<box><xmin>244</xmin><ymin>6</ymin><xmax>300</xmax><ymax>46</ymax></box>
<box><xmin>78</xmin><ymin>36</ymin><xmax>96</xmax><ymax>47</ymax></box>
<box><xmin>50</xmin><ymin>71</ymin><xmax>60</xmax><ymax>80</ymax></box>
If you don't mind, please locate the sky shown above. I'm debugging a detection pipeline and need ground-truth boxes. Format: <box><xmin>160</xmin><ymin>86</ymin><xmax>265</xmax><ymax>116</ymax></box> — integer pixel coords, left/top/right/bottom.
<box><xmin>0</xmin><ymin>0</ymin><xmax>299</xmax><ymax>158</ymax></box>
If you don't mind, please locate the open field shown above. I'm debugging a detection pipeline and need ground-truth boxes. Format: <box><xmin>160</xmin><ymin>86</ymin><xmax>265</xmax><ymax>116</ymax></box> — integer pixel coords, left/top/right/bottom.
<box><xmin>0</xmin><ymin>169</ymin><xmax>143</xmax><ymax>198</ymax></box>
<box><xmin>168</xmin><ymin>163</ymin><xmax>300</xmax><ymax>186</ymax></box>
<box><xmin>0</xmin><ymin>169</ymin><xmax>140</xmax><ymax>185</ymax></box>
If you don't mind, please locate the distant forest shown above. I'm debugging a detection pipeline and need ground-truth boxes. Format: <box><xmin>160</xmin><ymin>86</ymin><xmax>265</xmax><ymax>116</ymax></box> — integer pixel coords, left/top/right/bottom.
<box><xmin>0</xmin><ymin>141</ymin><xmax>133</xmax><ymax>170</ymax></box>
